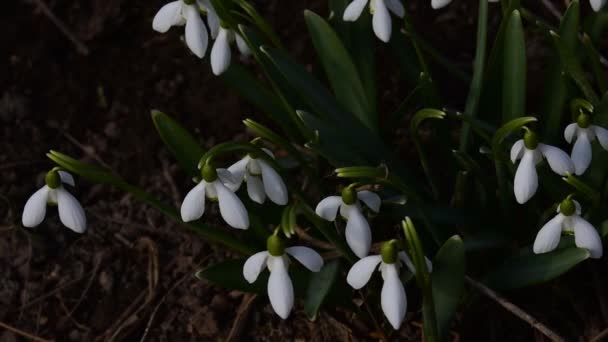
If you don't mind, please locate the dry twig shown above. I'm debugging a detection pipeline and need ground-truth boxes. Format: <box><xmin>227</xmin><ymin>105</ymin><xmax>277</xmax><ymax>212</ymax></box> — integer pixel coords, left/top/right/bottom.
<box><xmin>0</xmin><ymin>321</ymin><xmax>53</xmax><ymax>342</ymax></box>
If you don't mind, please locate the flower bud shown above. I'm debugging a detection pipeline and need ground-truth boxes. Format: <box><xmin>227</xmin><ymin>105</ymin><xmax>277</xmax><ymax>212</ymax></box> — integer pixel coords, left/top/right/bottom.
<box><xmin>267</xmin><ymin>234</ymin><xmax>285</xmax><ymax>256</ymax></box>
<box><xmin>45</xmin><ymin>169</ymin><xmax>61</xmax><ymax>189</ymax></box>
<box><xmin>381</xmin><ymin>239</ymin><xmax>398</xmax><ymax>264</ymax></box>
<box><xmin>559</xmin><ymin>197</ymin><xmax>576</xmax><ymax>216</ymax></box>
<box><xmin>341</xmin><ymin>186</ymin><xmax>357</xmax><ymax>205</ymax></box>
<box><xmin>576</xmin><ymin>113</ymin><xmax>591</xmax><ymax>128</ymax></box>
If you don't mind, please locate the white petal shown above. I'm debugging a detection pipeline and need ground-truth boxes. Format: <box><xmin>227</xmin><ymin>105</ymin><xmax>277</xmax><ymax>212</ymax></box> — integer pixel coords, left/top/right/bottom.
<box><xmin>590</xmin><ymin>0</ymin><xmax>607</xmax><ymax>12</ymax></box>
<box><xmin>152</xmin><ymin>1</ymin><xmax>183</xmax><ymax>33</ymax></box>
<box><xmin>357</xmin><ymin>190</ymin><xmax>381</xmax><ymax>213</ymax></box>
<box><xmin>261</xmin><ymin>148</ymin><xmax>275</xmax><ymax>159</ymax></box>
<box><xmin>592</xmin><ymin>125</ymin><xmax>608</xmax><ymax>151</ymax></box>
<box><xmin>539</xmin><ymin>144</ymin><xmax>574</xmax><ymax>176</ymax></box>
<box><xmin>259</xmin><ymin>160</ymin><xmax>288</xmax><ymax>205</ymax></box>
<box><xmin>343</xmin><ymin>0</ymin><xmax>368</xmax><ymax>21</ymax></box>
<box><xmin>246</xmin><ymin>175</ymin><xmax>266</xmax><ymax>204</ymax></box>
<box><xmin>345</xmin><ymin>207</ymin><xmax>372</xmax><ymax>258</ymax></box>
<box><xmin>22</xmin><ymin>186</ymin><xmax>50</xmax><ymax>228</ymax></box>
<box><xmin>385</xmin><ymin>0</ymin><xmax>405</xmax><ymax>17</ymax></box>
<box><xmin>215</xmin><ymin>181</ymin><xmax>249</xmax><ymax>229</ymax></box>
<box><xmin>226</xmin><ymin>157</ymin><xmax>250</xmax><ymax>191</ymax></box>
<box><xmin>564</xmin><ymin>123</ymin><xmax>578</xmax><ymax>144</ymax></box>
<box><xmin>571</xmin><ymin>131</ymin><xmax>592</xmax><ymax>175</ymax></box>
<box><xmin>381</xmin><ymin>263</ymin><xmax>407</xmax><ymax>330</ymax></box>
<box><xmin>235</xmin><ymin>34</ymin><xmax>251</xmax><ymax>56</ymax></box>
<box><xmin>243</xmin><ymin>251</ymin><xmax>268</xmax><ymax>283</ymax></box>
<box><xmin>533</xmin><ymin>214</ymin><xmax>565</xmax><ymax>254</ymax></box>
<box><xmin>56</xmin><ymin>188</ymin><xmax>86</xmax><ymax>233</ymax></box>
<box><xmin>181</xmin><ymin>182</ymin><xmax>206</xmax><ymax>222</ymax></box>
<box><xmin>183</xmin><ymin>4</ymin><xmax>209</xmax><ymax>58</ymax></box>
<box><xmin>58</xmin><ymin>171</ymin><xmax>75</xmax><ymax>186</ymax></box>
<box><xmin>211</xmin><ymin>28</ymin><xmax>232</xmax><ymax>76</ymax></box>
<box><xmin>431</xmin><ymin>0</ymin><xmax>452</xmax><ymax>9</ymax></box>
<box><xmin>510</xmin><ymin>139</ymin><xmax>525</xmax><ymax>163</ymax></box>
<box><xmin>315</xmin><ymin>196</ymin><xmax>343</xmax><ymax>221</ymax></box>
<box><xmin>574</xmin><ymin>216</ymin><xmax>603</xmax><ymax>258</ymax></box>
<box><xmin>217</xmin><ymin>168</ymin><xmax>237</xmax><ymax>186</ymax></box>
<box><xmin>346</xmin><ymin>255</ymin><xmax>382</xmax><ymax>289</ymax></box>
<box><xmin>197</xmin><ymin>0</ymin><xmax>220</xmax><ymax>38</ymax></box>
<box><xmin>267</xmin><ymin>256</ymin><xmax>294</xmax><ymax>319</ymax></box>
<box><xmin>514</xmin><ymin>150</ymin><xmax>538</xmax><ymax>204</ymax></box>
<box><xmin>398</xmin><ymin>251</ymin><xmax>432</xmax><ymax>274</ymax></box>
<box><xmin>286</xmin><ymin>246</ymin><xmax>324</xmax><ymax>272</ymax></box>
<box><xmin>372</xmin><ymin>0</ymin><xmax>392</xmax><ymax>42</ymax></box>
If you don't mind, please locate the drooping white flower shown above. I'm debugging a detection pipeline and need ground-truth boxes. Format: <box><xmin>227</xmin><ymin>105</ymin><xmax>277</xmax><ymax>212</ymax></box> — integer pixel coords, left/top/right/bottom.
<box><xmin>346</xmin><ymin>241</ymin><xmax>431</xmax><ymax>329</ymax></box>
<box><xmin>533</xmin><ymin>198</ymin><xmax>603</xmax><ymax>258</ymax></box>
<box><xmin>22</xmin><ymin>170</ymin><xmax>86</xmax><ymax>233</ymax></box>
<box><xmin>511</xmin><ymin>130</ymin><xmax>574</xmax><ymax>204</ymax></box>
<box><xmin>564</xmin><ymin>116</ymin><xmax>608</xmax><ymax>175</ymax></box>
<box><xmin>152</xmin><ymin>0</ymin><xmax>213</xmax><ymax>58</ymax></box>
<box><xmin>315</xmin><ymin>187</ymin><xmax>381</xmax><ymax>258</ymax></box>
<box><xmin>342</xmin><ymin>0</ymin><xmax>405</xmax><ymax>42</ymax></box>
<box><xmin>590</xmin><ymin>0</ymin><xmax>607</xmax><ymax>12</ymax></box>
<box><xmin>210</xmin><ymin>27</ymin><xmax>251</xmax><ymax>75</ymax></box>
<box><xmin>180</xmin><ymin>164</ymin><xmax>249</xmax><ymax>229</ymax></box>
<box><xmin>226</xmin><ymin>149</ymin><xmax>288</xmax><ymax>205</ymax></box>
<box><xmin>243</xmin><ymin>235</ymin><xmax>324</xmax><ymax>319</ymax></box>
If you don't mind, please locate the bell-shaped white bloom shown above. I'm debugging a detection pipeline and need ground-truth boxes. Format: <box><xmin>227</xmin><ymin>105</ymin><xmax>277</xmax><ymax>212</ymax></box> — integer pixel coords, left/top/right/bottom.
<box><xmin>315</xmin><ymin>189</ymin><xmax>381</xmax><ymax>258</ymax></box>
<box><xmin>564</xmin><ymin>122</ymin><xmax>608</xmax><ymax>175</ymax></box>
<box><xmin>180</xmin><ymin>167</ymin><xmax>249</xmax><ymax>229</ymax></box>
<box><xmin>227</xmin><ymin>149</ymin><xmax>288</xmax><ymax>205</ymax></box>
<box><xmin>22</xmin><ymin>170</ymin><xmax>86</xmax><ymax>233</ymax></box>
<box><xmin>210</xmin><ymin>27</ymin><xmax>251</xmax><ymax>75</ymax></box>
<box><xmin>346</xmin><ymin>246</ymin><xmax>430</xmax><ymax>330</ymax></box>
<box><xmin>243</xmin><ymin>237</ymin><xmax>323</xmax><ymax>319</ymax></box>
<box><xmin>343</xmin><ymin>0</ymin><xmax>404</xmax><ymax>42</ymax></box>
<box><xmin>590</xmin><ymin>0</ymin><xmax>607</xmax><ymax>12</ymax></box>
<box><xmin>152</xmin><ymin>0</ymin><xmax>212</xmax><ymax>58</ymax></box>
<box><xmin>533</xmin><ymin>199</ymin><xmax>603</xmax><ymax>258</ymax></box>
<box><xmin>511</xmin><ymin>136</ymin><xmax>574</xmax><ymax>204</ymax></box>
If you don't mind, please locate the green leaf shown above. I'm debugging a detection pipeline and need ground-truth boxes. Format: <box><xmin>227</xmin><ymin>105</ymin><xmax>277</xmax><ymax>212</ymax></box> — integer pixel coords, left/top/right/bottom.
<box><xmin>304</xmin><ymin>10</ymin><xmax>376</xmax><ymax>132</ymax></box>
<box><xmin>582</xmin><ymin>34</ymin><xmax>608</xmax><ymax>95</ymax></box>
<box><xmin>540</xmin><ymin>0</ymin><xmax>579</xmax><ymax>144</ymax></box>
<box><xmin>502</xmin><ymin>10</ymin><xmax>527</xmax><ymax>122</ymax></box>
<box><xmin>304</xmin><ymin>260</ymin><xmax>341</xmax><ymax>320</ymax></box>
<box><xmin>483</xmin><ymin>248</ymin><xmax>590</xmax><ymax>290</ymax></box>
<box><xmin>460</xmin><ymin>0</ymin><xmax>489</xmax><ymax>152</ymax></box>
<box><xmin>410</xmin><ymin>109</ymin><xmax>447</xmax><ymax>200</ymax></box>
<box><xmin>432</xmin><ymin>236</ymin><xmax>466</xmax><ymax>341</ymax></box>
<box><xmin>46</xmin><ymin>150</ymin><xmax>123</xmax><ymax>185</ymax></box>
<box><xmin>151</xmin><ymin>110</ymin><xmax>204</xmax><ymax>178</ymax></box>
<box><xmin>551</xmin><ymin>30</ymin><xmax>600</xmax><ymax>105</ymax></box>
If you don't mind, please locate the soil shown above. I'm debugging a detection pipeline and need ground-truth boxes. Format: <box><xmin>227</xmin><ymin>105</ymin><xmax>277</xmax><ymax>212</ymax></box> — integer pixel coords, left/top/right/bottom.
<box><xmin>1</xmin><ymin>0</ymin><xmax>607</xmax><ymax>341</ymax></box>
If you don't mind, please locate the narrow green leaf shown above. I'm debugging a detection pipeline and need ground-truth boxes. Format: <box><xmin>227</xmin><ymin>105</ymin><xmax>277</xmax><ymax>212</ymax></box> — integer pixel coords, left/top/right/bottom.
<box><xmin>46</xmin><ymin>150</ymin><xmax>123</xmax><ymax>185</ymax></box>
<box><xmin>304</xmin><ymin>260</ymin><xmax>341</xmax><ymax>320</ymax></box>
<box><xmin>432</xmin><ymin>236</ymin><xmax>465</xmax><ymax>341</ymax></box>
<box><xmin>540</xmin><ymin>0</ymin><xmax>579</xmax><ymax>144</ymax></box>
<box><xmin>502</xmin><ymin>10</ymin><xmax>527</xmax><ymax>122</ymax></box>
<box><xmin>581</xmin><ymin>34</ymin><xmax>608</xmax><ymax>95</ymax></box>
<box><xmin>304</xmin><ymin>10</ymin><xmax>376</xmax><ymax>132</ymax></box>
<box><xmin>410</xmin><ymin>109</ymin><xmax>446</xmax><ymax>200</ymax></box>
<box><xmin>151</xmin><ymin>110</ymin><xmax>204</xmax><ymax>178</ymax></box>
<box><xmin>483</xmin><ymin>248</ymin><xmax>590</xmax><ymax>290</ymax></box>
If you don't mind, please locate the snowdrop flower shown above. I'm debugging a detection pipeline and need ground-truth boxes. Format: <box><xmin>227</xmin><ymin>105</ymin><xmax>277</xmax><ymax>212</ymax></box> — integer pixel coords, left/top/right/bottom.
<box><xmin>342</xmin><ymin>0</ymin><xmax>404</xmax><ymax>42</ymax></box>
<box><xmin>22</xmin><ymin>169</ymin><xmax>86</xmax><ymax>233</ymax></box>
<box><xmin>210</xmin><ymin>26</ymin><xmax>251</xmax><ymax>75</ymax></box>
<box><xmin>315</xmin><ymin>187</ymin><xmax>381</xmax><ymax>258</ymax></box>
<box><xmin>533</xmin><ymin>197</ymin><xmax>603</xmax><ymax>258</ymax></box>
<box><xmin>181</xmin><ymin>162</ymin><xmax>249</xmax><ymax>229</ymax></box>
<box><xmin>510</xmin><ymin>128</ymin><xmax>574</xmax><ymax>204</ymax></box>
<box><xmin>431</xmin><ymin>0</ymin><xmax>499</xmax><ymax>10</ymax></box>
<box><xmin>564</xmin><ymin>112</ymin><xmax>608</xmax><ymax>175</ymax></box>
<box><xmin>243</xmin><ymin>234</ymin><xmax>323</xmax><ymax>319</ymax></box>
<box><xmin>590</xmin><ymin>0</ymin><xmax>607</xmax><ymax>12</ymax></box>
<box><xmin>347</xmin><ymin>240</ymin><xmax>430</xmax><ymax>329</ymax></box>
<box><xmin>152</xmin><ymin>0</ymin><xmax>212</xmax><ymax>58</ymax></box>
<box><xmin>226</xmin><ymin>149</ymin><xmax>288</xmax><ymax>205</ymax></box>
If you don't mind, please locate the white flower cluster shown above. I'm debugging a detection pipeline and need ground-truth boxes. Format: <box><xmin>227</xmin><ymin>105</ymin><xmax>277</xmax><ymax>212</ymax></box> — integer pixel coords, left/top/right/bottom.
<box><xmin>152</xmin><ymin>0</ymin><xmax>250</xmax><ymax>75</ymax></box>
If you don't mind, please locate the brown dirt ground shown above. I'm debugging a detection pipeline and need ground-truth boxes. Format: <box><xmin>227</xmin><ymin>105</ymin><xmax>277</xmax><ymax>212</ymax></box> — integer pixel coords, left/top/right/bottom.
<box><xmin>2</xmin><ymin>0</ymin><xmax>608</xmax><ymax>341</ymax></box>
